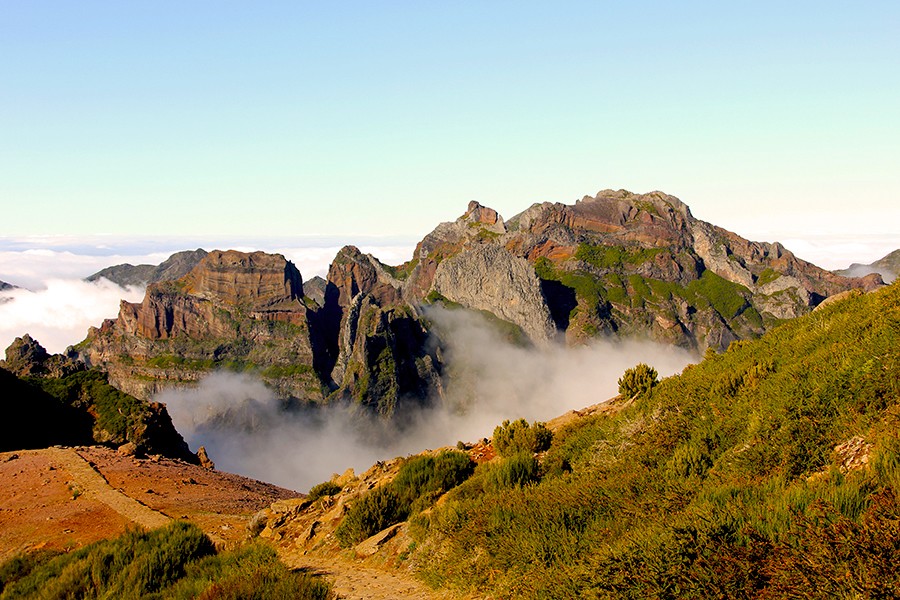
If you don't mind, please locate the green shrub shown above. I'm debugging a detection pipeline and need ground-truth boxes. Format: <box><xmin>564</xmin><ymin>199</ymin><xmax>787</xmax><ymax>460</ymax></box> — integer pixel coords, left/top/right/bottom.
<box><xmin>484</xmin><ymin>452</ymin><xmax>541</xmax><ymax>491</ymax></box>
<box><xmin>335</xmin><ymin>451</ymin><xmax>474</xmax><ymax>547</ymax></box>
<box><xmin>617</xmin><ymin>363</ymin><xmax>659</xmax><ymax>398</ymax></box>
<box><xmin>492</xmin><ymin>419</ymin><xmax>553</xmax><ymax>457</ymax></box>
<box><xmin>307</xmin><ymin>481</ymin><xmax>342</xmax><ymax>502</ymax></box>
<box><xmin>0</xmin><ymin>523</ymin><xmax>333</xmax><ymax>600</ymax></box>
<box><xmin>335</xmin><ymin>486</ymin><xmax>405</xmax><ymax>548</ymax></box>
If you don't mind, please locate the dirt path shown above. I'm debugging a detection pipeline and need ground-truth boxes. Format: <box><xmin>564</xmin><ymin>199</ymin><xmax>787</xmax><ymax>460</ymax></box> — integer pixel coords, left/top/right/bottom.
<box><xmin>285</xmin><ymin>555</ymin><xmax>457</xmax><ymax>600</ymax></box>
<box><xmin>44</xmin><ymin>447</ymin><xmax>172</xmax><ymax>530</ymax></box>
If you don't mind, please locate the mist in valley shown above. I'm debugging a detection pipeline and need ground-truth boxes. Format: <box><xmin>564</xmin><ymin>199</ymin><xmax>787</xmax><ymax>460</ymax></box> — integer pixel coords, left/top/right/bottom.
<box><xmin>158</xmin><ymin>306</ymin><xmax>695</xmax><ymax>491</ymax></box>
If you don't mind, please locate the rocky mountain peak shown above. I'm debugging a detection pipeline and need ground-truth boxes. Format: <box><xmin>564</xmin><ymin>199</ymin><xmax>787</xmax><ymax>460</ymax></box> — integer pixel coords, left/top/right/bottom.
<box><xmin>328</xmin><ymin>246</ymin><xmax>402</xmax><ymax>308</ymax></box>
<box><xmin>2</xmin><ymin>335</ymin><xmax>85</xmax><ymax>379</ymax></box>
<box><xmin>2</xmin><ymin>334</ymin><xmax>50</xmax><ymax>376</ymax></box>
<box><xmin>464</xmin><ymin>201</ymin><xmax>506</xmax><ymax>233</ymax></box>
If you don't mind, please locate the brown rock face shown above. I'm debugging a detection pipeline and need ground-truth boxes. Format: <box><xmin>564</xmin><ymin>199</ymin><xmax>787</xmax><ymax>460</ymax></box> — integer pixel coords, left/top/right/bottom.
<box><xmin>80</xmin><ymin>251</ymin><xmax>320</xmax><ymax>403</ymax></box>
<box><xmin>182</xmin><ymin>250</ymin><xmax>304</xmax><ymax>309</ymax></box>
<box><xmin>327</xmin><ymin>246</ymin><xmax>402</xmax><ymax>309</ymax></box>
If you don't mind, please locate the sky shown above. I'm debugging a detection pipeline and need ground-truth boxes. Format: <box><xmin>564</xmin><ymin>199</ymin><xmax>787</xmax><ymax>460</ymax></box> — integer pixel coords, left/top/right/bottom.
<box><xmin>1</xmin><ymin>2</ymin><xmax>899</xmax><ymax>355</ymax></box>
<box><xmin>1</xmin><ymin>1</ymin><xmax>898</xmax><ymax>244</ymax></box>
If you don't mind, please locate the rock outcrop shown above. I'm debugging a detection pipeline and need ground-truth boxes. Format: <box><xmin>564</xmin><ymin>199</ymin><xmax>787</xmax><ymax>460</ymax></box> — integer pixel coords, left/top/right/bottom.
<box><xmin>317</xmin><ymin>247</ymin><xmax>443</xmax><ymax>411</ymax></box>
<box><xmin>431</xmin><ymin>244</ymin><xmax>556</xmax><ymax>343</ymax></box>
<box><xmin>0</xmin><ymin>280</ymin><xmax>15</xmax><ymax>292</ymax></box>
<box><xmin>86</xmin><ymin>249</ymin><xmax>209</xmax><ymax>287</ymax></box>
<box><xmin>79</xmin><ymin>251</ymin><xmax>320</xmax><ymax>402</ymax></box>
<box><xmin>1</xmin><ymin>334</ymin><xmax>84</xmax><ymax>378</ymax></box>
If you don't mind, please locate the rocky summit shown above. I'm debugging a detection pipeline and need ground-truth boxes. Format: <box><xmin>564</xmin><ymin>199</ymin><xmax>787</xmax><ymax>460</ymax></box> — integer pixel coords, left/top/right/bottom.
<box><xmin>74</xmin><ymin>189</ymin><xmax>880</xmax><ymax>416</ymax></box>
<box><xmin>397</xmin><ymin>190</ymin><xmax>879</xmax><ymax>349</ymax></box>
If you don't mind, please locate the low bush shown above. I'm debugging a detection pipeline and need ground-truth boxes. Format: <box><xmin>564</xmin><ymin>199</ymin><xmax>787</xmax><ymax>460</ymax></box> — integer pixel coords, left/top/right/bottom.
<box><xmin>335</xmin><ymin>450</ymin><xmax>474</xmax><ymax>547</ymax></box>
<box><xmin>307</xmin><ymin>481</ymin><xmax>342</xmax><ymax>502</ymax></box>
<box><xmin>492</xmin><ymin>419</ymin><xmax>552</xmax><ymax>457</ymax></box>
<box><xmin>617</xmin><ymin>363</ymin><xmax>658</xmax><ymax>398</ymax></box>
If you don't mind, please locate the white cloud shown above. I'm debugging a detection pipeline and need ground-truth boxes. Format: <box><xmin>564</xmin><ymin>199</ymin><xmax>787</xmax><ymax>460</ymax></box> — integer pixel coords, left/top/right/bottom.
<box><xmin>157</xmin><ymin>308</ymin><xmax>696</xmax><ymax>491</ymax></box>
<box><xmin>0</xmin><ymin>279</ymin><xmax>144</xmax><ymax>354</ymax></box>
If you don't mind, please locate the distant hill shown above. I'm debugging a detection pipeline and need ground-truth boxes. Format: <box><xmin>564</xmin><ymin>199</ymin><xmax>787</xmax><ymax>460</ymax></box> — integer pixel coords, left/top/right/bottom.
<box><xmin>836</xmin><ymin>248</ymin><xmax>900</xmax><ymax>283</ymax></box>
<box><xmin>86</xmin><ymin>249</ymin><xmax>208</xmax><ymax>287</ymax></box>
<box><xmin>261</xmin><ymin>280</ymin><xmax>900</xmax><ymax>598</ymax></box>
<box><xmin>0</xmin><ymin>280</ymin><xmax>16</xmax><ymax>291</ymax></box>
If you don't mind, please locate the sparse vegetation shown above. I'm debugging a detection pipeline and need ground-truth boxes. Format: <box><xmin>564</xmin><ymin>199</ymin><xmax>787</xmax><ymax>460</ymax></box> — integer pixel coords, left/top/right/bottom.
<box><xmin>0</xmin><ymin>521</ymin><xmax>334</xmax><ymax>600</ymax></box>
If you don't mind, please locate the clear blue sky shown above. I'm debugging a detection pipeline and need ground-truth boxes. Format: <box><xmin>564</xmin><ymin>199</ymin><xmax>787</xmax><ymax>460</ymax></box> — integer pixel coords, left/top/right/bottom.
<box><xmin>2</xmin><ymin>1</ymin><xmax>898</xmax><ymax>241</ymax></box>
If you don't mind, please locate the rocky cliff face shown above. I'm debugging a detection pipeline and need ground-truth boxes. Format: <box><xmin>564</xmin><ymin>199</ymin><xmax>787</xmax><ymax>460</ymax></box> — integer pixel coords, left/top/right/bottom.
<box><xmin>431</xmin><ymin>244</ymin><xmax>556</xmax><ymax>343</ymax></box>
<box><xmin>316</xmin><ymin>246</ymin><xmax>442</xmax><ymax>411</ymax></box>
<box><xmin>78</xmin><ymin>248</ymin><xmax>443</xmax><ymax>418</ymax></box>
<box><xmin>79</xmin><ymin>251</ymin><xmax>321</xmax><ymax>403</ymax></box>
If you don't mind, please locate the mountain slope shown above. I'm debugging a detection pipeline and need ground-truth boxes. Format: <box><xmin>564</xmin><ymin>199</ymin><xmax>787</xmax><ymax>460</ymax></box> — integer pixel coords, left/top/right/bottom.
<box><xmin>260</xmin><ymin>281</ymin><xmax>900</xmax><ymax>598</ymax></box>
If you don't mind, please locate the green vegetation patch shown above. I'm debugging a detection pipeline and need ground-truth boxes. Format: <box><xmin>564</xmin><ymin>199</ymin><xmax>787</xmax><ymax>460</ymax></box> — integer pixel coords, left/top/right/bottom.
<box><xmin>408</xmin><ymin>282</ymin><xmax>900</xmax><ymax>598</ymax></box>
<box><xmin>756</xmin><ymin>267</ymin><xmax>782</xmax><ymax>286</ymax></box>
<box><xmin>0</xmin><ymin>521</ymin><xmax>334</xmax><ymax>600</ymax></box>
<box><xmin>574</xmin><ymin>243</ymin><xmax>666</xmax><ymax>270</ymax></box>
<box><xmin>682</xmin><ymin>269</ymin><xmax>751</xmax><ymax>320</ymax></box>
<box><xmin>29</xmin><ymin>370</ymin><xmax>148</xmax><ymax>443</ymax></box>
<box><xmin>493</xmin><ymin>419</ymin><xmax>553</xmax><ymax>457</ymax></box>
<box><xmin>336</xmin><ymin>450</ymin><xmax>474</xmax><ymax>547</ymax></box>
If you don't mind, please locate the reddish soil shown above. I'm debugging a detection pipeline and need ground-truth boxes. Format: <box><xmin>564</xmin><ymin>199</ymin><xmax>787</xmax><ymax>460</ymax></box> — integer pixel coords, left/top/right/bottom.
<box><xmin>0</xmin><ymin>445</ymin><xmax>298</xmax><ymax>561</ymax></box>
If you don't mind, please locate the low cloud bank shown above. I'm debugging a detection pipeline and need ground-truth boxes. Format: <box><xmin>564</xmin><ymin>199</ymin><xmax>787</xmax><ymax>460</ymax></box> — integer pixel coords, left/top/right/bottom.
<box><xmin>839</xmin><ymin>265</ymin><xmax>896</xmax><ymax>284</ymax></box>
<box><xmin>0</xmin><ymin>279</ymin><xmax>145</xmax><ymax>354</ymax></box>
<box><xmin>159</xmin><ymin>307</ymin><xmax>695</xmax><ymax>491</ymax></box>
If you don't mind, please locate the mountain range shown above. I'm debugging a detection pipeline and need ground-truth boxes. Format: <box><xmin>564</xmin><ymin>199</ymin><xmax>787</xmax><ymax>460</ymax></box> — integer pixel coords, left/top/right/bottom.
<box><xmin>73</xmin><ymin>189</ymin><xmax>881</xmax><ymax>416</ymax></box>
<box><xmin>2</xmin><ymin>188</ymin><xmax>899</xmax><ymax>598</ymax></box>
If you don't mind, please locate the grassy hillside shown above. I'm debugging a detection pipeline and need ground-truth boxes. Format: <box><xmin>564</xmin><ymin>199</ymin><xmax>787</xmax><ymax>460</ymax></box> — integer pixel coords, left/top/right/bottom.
<box><xmin>405</xmin><ymin>282</ymin><xmax>900</xmax><ymax>598</ymax></box>
<box><xmin>0</xmin><ymin>521</ymin><xmax>333</xmax><ymax>600</ymax></box>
